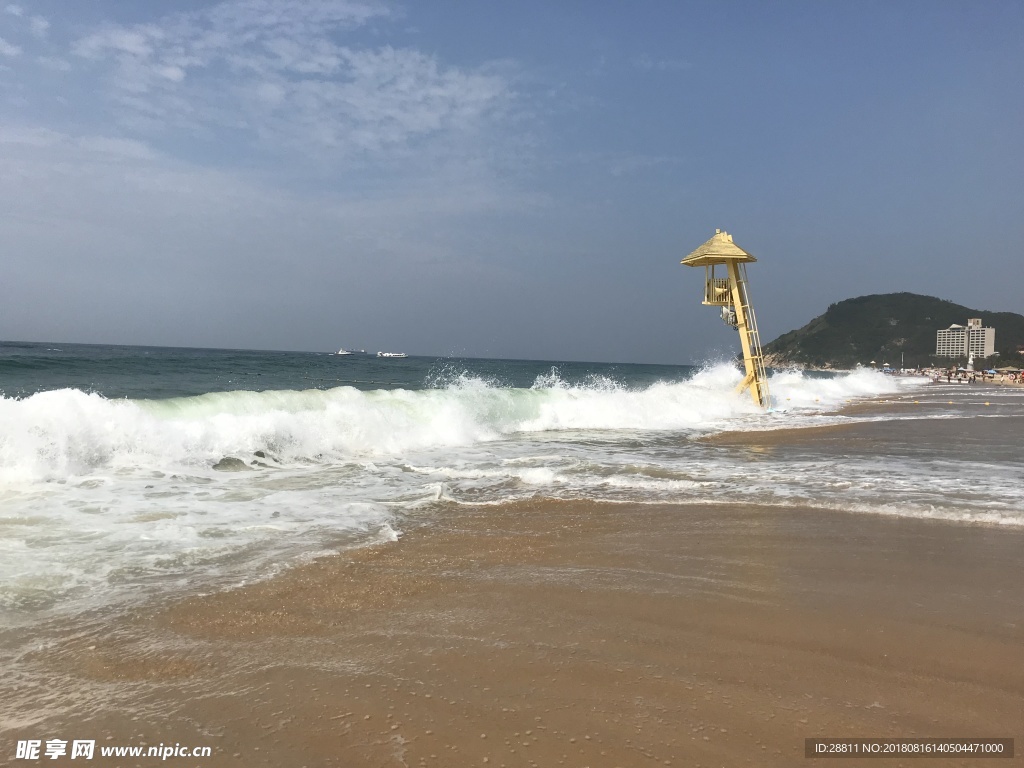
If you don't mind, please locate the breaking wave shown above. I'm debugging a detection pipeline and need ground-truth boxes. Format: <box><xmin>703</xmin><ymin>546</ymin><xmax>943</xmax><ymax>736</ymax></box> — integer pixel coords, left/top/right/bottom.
<box><xmin>0</xmin><ymin>364</ymin><xmax>917</xmax><ymax>484</ymax></box>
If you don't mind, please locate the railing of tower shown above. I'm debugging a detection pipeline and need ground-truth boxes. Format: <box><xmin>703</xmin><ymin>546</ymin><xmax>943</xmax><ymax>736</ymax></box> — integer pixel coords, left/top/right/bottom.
<box><xmin>703</xmin><ymin>267</ymin><xmax>731</xmax><ymax>306</ymax></box>
<box><xmin>737</xmin><ymin>263</ymin><xmax>771</xmax><ymax>409</ymax></box>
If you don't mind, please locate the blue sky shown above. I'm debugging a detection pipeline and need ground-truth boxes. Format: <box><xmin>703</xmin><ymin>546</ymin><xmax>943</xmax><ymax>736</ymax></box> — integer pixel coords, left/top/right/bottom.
<box><xmin>1</xmin><ymin>1</ymin><xmax>1021</xmax><ymax>363</ymax></box>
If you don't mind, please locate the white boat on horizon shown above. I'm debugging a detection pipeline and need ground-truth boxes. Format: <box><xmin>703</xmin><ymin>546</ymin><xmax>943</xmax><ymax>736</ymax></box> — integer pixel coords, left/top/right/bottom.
<box><xmin>334</xmin><ymin>348</ymin><xmax>354</xmax><ymax>356</ymax></box>
<box><xmin>377</xmin><ymin>351</ymin><xmax>408</xmax><ymax>358</ymax></box>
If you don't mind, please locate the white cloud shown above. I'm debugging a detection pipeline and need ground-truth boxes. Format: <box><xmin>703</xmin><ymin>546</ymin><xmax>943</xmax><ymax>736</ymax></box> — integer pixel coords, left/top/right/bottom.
<box><xmin>0</xmin><ymin>126</ymin><xmax>158</xmax><ymax>160</ymax></box>
<box><xmin>4</xmin><ymin>4</ymin><xmax>23</xmax><ymax>17</ymax></box>
<box><xmin>74</xmin><ymin>28</ymin><xmax>160</xmax><ymax>59</ymax></box>
<box><xmin>76</xmin><ymin>135</ymin><xmax>158</xmax><ymax>160</ymax></box>
<box><xmin>157</xmin><ymin>65</ymin><xmax>185</xmax><ymax>82</ymax></box>
<box><xmin>69</xmin><ymin>0</ymin><xmax>514</xmax><ymax>162</ymax></box>
<box><xmin>254</xmin><ymin>81</ymin><xmax>286</xmax><ymax>105</ymax></box>
<box><xmin>37</xmin><ymin>56</ymin><xmax>72</xmax><ymax>72</ymax></box>
<box><xmin>0</xmin><ymin>35</ymin><xmax>21</xmax><ymax>57</ymax></box>
<box><xmin>29</xmin><ymin>15</ymin><xmax>48</xmax><ymax>38</ymax></box>
<box><xmin>0</xmin><ymin>125</ymin><xmax>64</xmax><ymax>146</ymax></box>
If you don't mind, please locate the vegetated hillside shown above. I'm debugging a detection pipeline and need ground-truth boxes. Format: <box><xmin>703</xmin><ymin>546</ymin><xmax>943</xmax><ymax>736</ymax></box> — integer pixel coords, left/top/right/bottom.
<box><xmin>763</xmin><ymin>293</ymin><xmax>1024</xmax><ymax>369</ymax></box>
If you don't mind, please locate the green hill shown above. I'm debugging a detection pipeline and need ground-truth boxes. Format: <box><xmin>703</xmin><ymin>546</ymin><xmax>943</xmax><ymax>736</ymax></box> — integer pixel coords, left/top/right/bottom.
<box><xmin>763</xmin><ymin>293</ymin><xmax>1024</xmax><ymax>369</ymax></box>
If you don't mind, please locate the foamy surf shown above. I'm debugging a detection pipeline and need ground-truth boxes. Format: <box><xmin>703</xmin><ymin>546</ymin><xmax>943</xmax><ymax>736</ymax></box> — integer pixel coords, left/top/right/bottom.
<box><xmin>0</xmin><ymin>365</ymin><xmax>918</xmax><ymax>483</ymax></box>
<box><xmin>3</xmin><ymin>361</ymin><xmax>1013</xmax><ymax>625</ymax></box>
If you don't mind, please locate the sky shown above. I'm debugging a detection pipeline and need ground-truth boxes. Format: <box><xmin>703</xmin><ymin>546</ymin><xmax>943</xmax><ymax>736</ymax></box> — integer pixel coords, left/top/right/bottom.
<box><xmin>1</xmin><ymin>0</ymin><xmax>1021</xmax><ymax>364</ymax></box>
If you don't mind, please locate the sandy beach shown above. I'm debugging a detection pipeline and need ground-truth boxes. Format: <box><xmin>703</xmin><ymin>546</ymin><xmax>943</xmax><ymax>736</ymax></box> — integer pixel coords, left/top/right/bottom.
<box><xmin>5</xmin><ymin>427</ymin><xmax>1023</xmax><ymax>768</ymax></box>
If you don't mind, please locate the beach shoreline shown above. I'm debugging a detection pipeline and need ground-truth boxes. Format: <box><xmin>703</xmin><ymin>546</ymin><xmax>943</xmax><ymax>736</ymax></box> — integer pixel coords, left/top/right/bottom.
<box><xmin>4</xmin><ymin>491</ymin><xmax>1022</xmax><ymax>767</ymax></box>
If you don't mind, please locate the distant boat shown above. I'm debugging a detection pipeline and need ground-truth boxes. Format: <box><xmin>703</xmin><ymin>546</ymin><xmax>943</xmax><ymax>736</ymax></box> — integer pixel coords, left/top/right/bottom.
<box><xmin>334</xmin><ymin>348</ymin><xmax>354</xmax><ymax>356</ymax></box>
<box><xmin>377</xmin><ymin>351</ymin><xmax>408</xmax><ymax>358</ymax></box>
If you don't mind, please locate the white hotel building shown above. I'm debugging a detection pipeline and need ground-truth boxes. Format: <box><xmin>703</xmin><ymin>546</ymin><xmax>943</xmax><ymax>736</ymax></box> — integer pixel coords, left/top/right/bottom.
<box><xmin>935</xmin><ymin>318</ymin><xmax>995</xmax><ymax>358</ymax></box>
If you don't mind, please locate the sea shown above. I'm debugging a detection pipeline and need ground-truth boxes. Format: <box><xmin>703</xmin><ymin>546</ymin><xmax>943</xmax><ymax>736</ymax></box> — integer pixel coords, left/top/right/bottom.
<box><xmin>2</xmin><ymin>341</ymin><xmax>1022</xmax><ymax>631</ymax></box>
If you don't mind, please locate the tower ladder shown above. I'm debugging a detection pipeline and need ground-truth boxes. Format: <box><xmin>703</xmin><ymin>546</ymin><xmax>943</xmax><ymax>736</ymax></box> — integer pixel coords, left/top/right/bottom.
<box><xmin>733</xmin><ymin>262</ymin><xmax>771</xmax><ymax>408</ymax></box>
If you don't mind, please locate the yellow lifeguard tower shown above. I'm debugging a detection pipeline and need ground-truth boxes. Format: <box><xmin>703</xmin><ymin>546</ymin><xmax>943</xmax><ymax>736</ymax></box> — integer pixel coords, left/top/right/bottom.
<box><xmin>681</xmin><ymin>229</ymin><xmax>771</xmax><ymax>409</ymax></box>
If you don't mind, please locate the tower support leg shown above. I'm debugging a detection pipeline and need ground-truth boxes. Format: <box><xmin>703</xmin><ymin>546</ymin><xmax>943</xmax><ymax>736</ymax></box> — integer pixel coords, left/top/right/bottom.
<box><xmin>726</xmin><ymin>262</ymin><xmax>770</xmax><ymax>408</ymax></box>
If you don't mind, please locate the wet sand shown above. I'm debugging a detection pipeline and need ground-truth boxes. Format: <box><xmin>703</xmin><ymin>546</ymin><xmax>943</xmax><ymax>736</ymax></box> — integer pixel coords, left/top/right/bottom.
<box><xmin>5</xmin><ymin>492</ymin><xmax>1023</xmax><ymax>766</ymax></box>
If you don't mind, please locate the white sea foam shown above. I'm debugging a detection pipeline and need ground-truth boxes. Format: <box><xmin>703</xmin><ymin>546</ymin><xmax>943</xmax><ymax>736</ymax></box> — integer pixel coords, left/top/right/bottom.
<box><xmin>7</xmin><ymin>363</ymin><xmax>1007</xmax><ymax>623</ymax></box>
<box><xmin>0</xmin><ymin>365</ymin><xmax>920</xmax><ymax>484</ymax></box>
